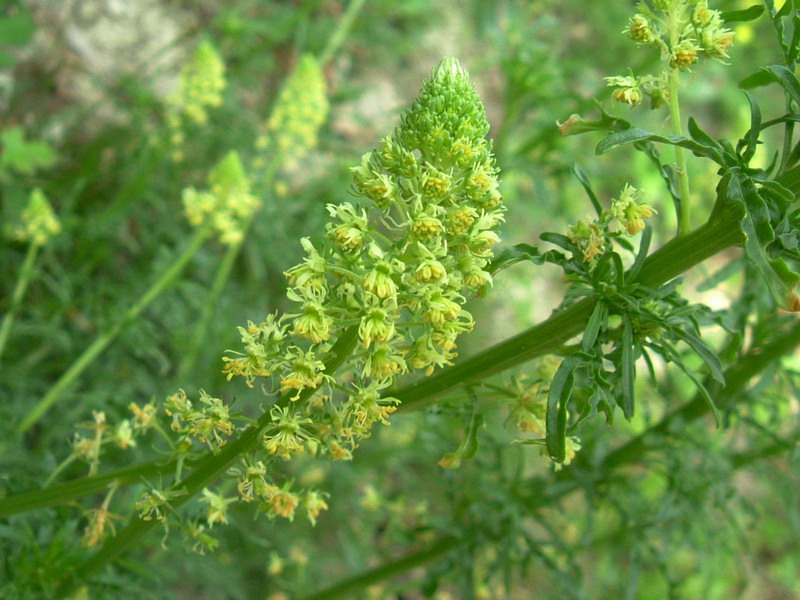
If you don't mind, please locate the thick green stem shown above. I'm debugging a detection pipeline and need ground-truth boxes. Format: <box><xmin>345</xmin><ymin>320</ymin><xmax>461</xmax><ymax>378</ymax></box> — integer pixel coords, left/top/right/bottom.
<box><xmin>0</xmin><ymin>208</ymin><xmax>746</xmax><ymax>518</ymax></box>
<box><xmin>18</xmin><ymin>227</ymin><xmax>211</xmax><ymax>434</ymax></box>
<box><xmin>393</xmin><ymin>207</ymin><xmax>744</xmax><ymax>412</ymax></box>
<box><xmin>669</xmin><ymin>68</ymin><xmax>692</xmax><ymax>235</ymax></box>
<box><xmin>58</xmin><ymin>326</ymin><xmax>359</xmax><ymax>594</ymax></box>
<box><xmin>0</xmin><ymin>241</ymin><xmax>40</xmax><ymax>362</ymax></box>
<box><xmin>0</xmin><ymin>459</ymin><xmax>170</xmax><ymax>518</ymax></box>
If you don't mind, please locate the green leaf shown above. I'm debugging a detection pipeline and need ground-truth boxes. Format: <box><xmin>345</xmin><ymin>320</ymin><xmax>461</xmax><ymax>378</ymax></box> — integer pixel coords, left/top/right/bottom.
<box><xmin>572</xmin><ymin>164</ymin><xmax>603</xmax><ymax>217</ymax></box>
<box><xmin>677</xmin><ymin>331</ymin><xmax>726</xmax><ymax>384</ymax></box>
<box><xmin>620</xmin><ymin>315</ymin><xmax>636</xmax><ymax>420</ymax></box>
<box><xmin>728</xmin><ymin>174</ymin><xmax>800</xmax><ymax>310</ymax></box>
<box><xmin>740</xmin><ymin>70</ymin><xmax>777</xmax><ymax>89</ymax></box>
<box><xmin>761</xmin><ymin>65</ymin><xmax>800</xmax><ymax>108</ymax></box>
<box><xmin>721</xmin><ymin>5</ymin><xmax>765</xmax><ymax>22</ymax></box>
<box><xmin>581</xmin><ymin>301</ymin><xmax>606</xmax><ymax>353</ymax></box>
<box><xmin>558</xmin><ymin>101</ymin><xmax>631</xmax><ymax>137</ymax></box>
<box><xmin>0</xmin><ymin>127</ymin><xmax>58</xmax><ymax>175</ymax></box>
<box><xmin>674</xmin><ymin>359</ymin><xmax>721</xmax><ymax>427</ymax></box>
<box><xmin>687</xmin><ymin>117</ymin><xmax>721</xmax><ymax>151</ymax></box>
<box><xmin>0</xmin><ymin>10</ymin><xmax>35</xmax><ymax>46</ymax></box>
<box><xmin>741</xmin><ymin>92</ymin><xmax>761</xmax><ymax>164</ymax></box>
<box><xmin>595</xmin><ymin>127</ymin><xmax>723</xmax><ymax>164</ymax></box>
<box><xmin>546</xmin><ymin>355</ymin><xmax>581</xmax><ymax>463</ymax></box>
<box><xmin>629</xmin><ymin>225</ymin><xmax>652</xmax><ymax>281</ymax></box>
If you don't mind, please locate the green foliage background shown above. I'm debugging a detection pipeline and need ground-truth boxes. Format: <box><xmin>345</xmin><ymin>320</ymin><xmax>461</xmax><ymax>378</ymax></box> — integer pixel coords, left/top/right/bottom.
<box><xmin>1</xmin><ymin>0</ymin><xmax>798</xmax><ymax>598</ymax></box>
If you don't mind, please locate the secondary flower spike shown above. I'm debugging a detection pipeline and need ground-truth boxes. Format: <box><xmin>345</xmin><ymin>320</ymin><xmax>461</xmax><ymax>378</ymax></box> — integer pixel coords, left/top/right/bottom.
<box><xmin>224</xmin><ymin>56</ymin><xmax>505</xmax><ymax>463</ymax></box>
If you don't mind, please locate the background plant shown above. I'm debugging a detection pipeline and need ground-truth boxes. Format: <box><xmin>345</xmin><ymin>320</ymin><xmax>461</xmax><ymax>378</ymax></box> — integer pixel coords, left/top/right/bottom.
<box><xmin>1</xmin><ymin>1</ymin><xmax>798</xmax><ymax>599</ymax></box>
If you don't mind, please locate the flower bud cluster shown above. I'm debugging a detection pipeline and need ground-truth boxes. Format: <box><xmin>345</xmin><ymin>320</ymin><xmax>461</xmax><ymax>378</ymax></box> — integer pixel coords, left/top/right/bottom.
<box><xmin>254</xmin><ymin>55</ymin><xmax>329</xmax><ymax>171</ymax></box>
<box><xmin>568</xmin><ymin>184</ymin><xmax>655</xmax><ymax>266</ymax></box>
<box><xmin>182</xmin><ymin>151</ymin><xmax>260</xmax><ymax>245</ymax></box>
<box><xmin>608</xmin><ymin>1</ymin><xmax>734</xmax><ymax>108</ymax></box>
<box><xmin>166</xmin><ymin>41</ymin><xmax>226</xmax><ymax>160</ymax></box>
<box><xmin>225</xmin><ymin>57</ymin><xmax>504</xmax><ymax>466</ymax></box>
<box><xmin>14</xmin><ymin>188</ymin><xmax>61</xmax><ymax>246</ymax></box>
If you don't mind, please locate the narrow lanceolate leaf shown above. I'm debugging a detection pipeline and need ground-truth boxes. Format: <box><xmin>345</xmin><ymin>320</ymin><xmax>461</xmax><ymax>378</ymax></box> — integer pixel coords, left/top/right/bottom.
<box><xmin>546</xmin><ymin>355</ymin><xmax>580</xmax><ymax>463</ymax></box>
<box><xmin>721</xmin><ymin>5</ymin><xmax>765</xmax><ymax>22</ymax></box>
<box><xmin>620</xmin><ymin>316</ymin><xmax>636</xmax><ymax>421</ymax></box>
<box><xmin>741</xmin><ymin>92</ymin><xmax>762</xmax><ymax>164</ymax></box>
<box><xmin>581</xmin><ymin>300</ymin><xmax>606</xmax><ymax>353</ymax></box>
<box><xmin>595</xmin><ymin>128</ymin><xmax>724</xmax><ymax>165</ymax></box>
<box><xmin>572</xmin><ymin>164</ymin><xmax>604</xmax><ymax>217</ymax></box>
<box><xmin>676</xmin><ymin>331</ymin><xmax>726</xmax><ymax>385</ymax></box>
<box><xmin>761</xmin><ymin>65</ymin><xmax>800</xmax><ymax>108</ymax></box>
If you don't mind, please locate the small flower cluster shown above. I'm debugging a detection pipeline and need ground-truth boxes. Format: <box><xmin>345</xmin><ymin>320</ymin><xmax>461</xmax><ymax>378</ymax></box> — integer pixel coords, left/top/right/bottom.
<box><xmin>224</xmin><ymin>57</ymin><xmax>504</xmax><ymax>469</ymax></box>
<box><xmin>164</xmin><ymin>389</ymin><xmax>235</xmax><ymax>451</ymax></box>
<box><xmin>166</xmin><ymin>41</ymin><xmax>227</xmax><ymax>160</ymax></box>
<box><xmin>69</xmin><ymin>402</ymin><xmax>158</xmax><ymax>475</ymax></box>
<box><xmin>606</xmin><ymin>0</ymin><xmax>734</xmax><ymax>107</ymax></box>
<box><xmin>14</xmin><ymin>188</ymin><xmax>61</xmax><ymax>246</ymax></box>
<box><xmin>254</xmin><ymin>54</ymin><xmax>329</xmax><ymax>172</ymax></box>
<box><xmin>569</xmin><ymin>184</ymin><xmax>656</xmax><ymax>266</ymax></box>
<box><xmin>182</xmin><ymin>151</ymin><xmax>260</xmax><ymax>245</ymax></box>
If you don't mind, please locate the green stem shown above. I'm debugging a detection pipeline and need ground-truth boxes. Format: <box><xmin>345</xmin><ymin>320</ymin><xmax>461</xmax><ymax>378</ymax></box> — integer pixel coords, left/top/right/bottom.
<box><xmin>318</xmin><ymin>0</ymin><xmax>368</xmax><ymax>64</ymax></box>
<box><xmin>0</xmin><ymin>241</ymin><xmax>40</xmax><ymax>362</ymax></box>
<box><xmin>299</xmin><ymin>536</ymin><xmax>459</xmax><ymax>600</ymax></box>
<box><xmin>0</xmin><ymin>208</ymin><xmax>746</xmax><ymax>518</ymax></box>
<box><xmin>669</xmin><ymin>67</ymin><xmax>692</xmax><ymax>235</ymax></box>
<box><xmin>58</xmin><ymin>326</ymin><xmax>359</xmax><ymax>594</ymax></box>
<box><xmin>393</xmin><ymin>207</ymin><xmax>744</xmax><ymax>412</ymax></box>
<box><xmin>18</xmin><ymin>227</ymin><xmax>211</xmax><ymax>434</ymax></box>
<box><xmin>0</xmin><ymin>458</ymin><xmax>170</xmax><ymax>518</ymax></box>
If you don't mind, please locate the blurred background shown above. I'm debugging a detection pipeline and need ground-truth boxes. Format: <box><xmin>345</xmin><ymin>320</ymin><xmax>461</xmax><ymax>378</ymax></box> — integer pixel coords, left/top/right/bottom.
<box><xmin>1</xmin><ymin>0</ymin><xmax>798</xmax><ymax>598</ymax></box>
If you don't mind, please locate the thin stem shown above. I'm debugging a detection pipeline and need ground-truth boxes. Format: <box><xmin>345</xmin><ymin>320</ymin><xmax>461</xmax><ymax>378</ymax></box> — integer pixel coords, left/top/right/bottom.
<box><xmin>318</xmin><ymin>0</ymin><xmax>368</xmax><ymax>64</ymax></box>
<box><xmin>0</xmin><ymin>241</ymin><xmax>40</xmax><ymax>362</ymax></box>
<box><xmin>669</xmin><ymin>67</ymin><xmax>692</xmax><ymax>235</ymax></box>
<box><xmin>42</xmin><ymin>452</ymin><xmax>79</xmax><ymax>488</ymax></box>
<box><xmin>299</xmin><ymin>536</ymin><xmax>459</xmax><ymax>600</ymax></box>
<box><xmin>18</xmin><ymin>227</ymin><xmax>212</xmax><ymax>434</ymax></box>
